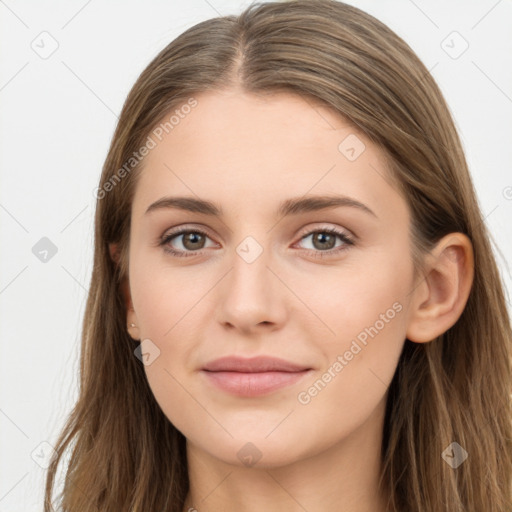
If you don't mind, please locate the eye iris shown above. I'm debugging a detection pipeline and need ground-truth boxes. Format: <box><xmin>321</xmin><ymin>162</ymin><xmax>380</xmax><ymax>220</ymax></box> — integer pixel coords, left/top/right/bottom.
<box><xmin>183</xmin><ymin>232</ymin><xmax>205</xmax><ymax>250</ymax></box>
<box><xmin>313</xmin><ymin>232</ymin><xmax>336</xmax><ymax>250</ymax></box>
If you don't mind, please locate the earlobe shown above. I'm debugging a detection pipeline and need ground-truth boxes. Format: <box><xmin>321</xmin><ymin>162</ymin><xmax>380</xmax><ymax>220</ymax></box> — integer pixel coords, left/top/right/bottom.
<box><xmin>406</xmin><ymin>233</ymin><xmax>474</xmax><ymax>343</ymax></box>
<box><xmin>109</xmin><ymin>242</ymin><xmax>120</xmax><ymax>264</ymax></box>
<box><xmin>123</xmin><ymin>280</ymin><xmax>140</xmax><ymax>341</ymax></box>
<box><xmin>109</xmin><ymin>242</ymin><xmax>140</xmax><ymax>340</ymax></box>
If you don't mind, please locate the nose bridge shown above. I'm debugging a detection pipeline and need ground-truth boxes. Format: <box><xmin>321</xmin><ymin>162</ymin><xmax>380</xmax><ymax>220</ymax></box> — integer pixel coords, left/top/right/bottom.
<box><xmin>229</xmin><ymin>234</ymin><xmax>273</xmax><ymax>299</ymax></box>
<box><xmin>217</xmin><ymin>233</ymin><xmax>285</xmax><ymax>329</ymax></box>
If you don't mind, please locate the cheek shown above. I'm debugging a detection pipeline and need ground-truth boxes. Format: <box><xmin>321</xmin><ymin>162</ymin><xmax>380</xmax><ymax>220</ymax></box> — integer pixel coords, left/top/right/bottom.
<box><xmin>129</xmin><ymin>250</ymin><xmax>203</xmax><ymax>341</ymax></box>
<box><xmin>297</xmin><ymin>248</ymin><xmax>411</xmax><ymax>352</ymax></box>
<box><xmin>291</xmin><ymin>285</ymin><xmax>407</xmax><ymax>454</ymax></box>
<box><xmin>128</xmin><ymin>256</ymin><xmax>213</xmax><ymax>433</ymax></box>
<box><xmin>294</xmin><ymin>253</ymin><xmax>410</xmax><ymax>412</ymax></box>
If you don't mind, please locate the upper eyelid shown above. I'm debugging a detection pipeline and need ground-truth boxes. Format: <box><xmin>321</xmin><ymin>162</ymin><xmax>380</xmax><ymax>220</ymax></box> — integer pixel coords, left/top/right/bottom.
<box><xmin>162</xmin><ymin>224</ymin><xmax>217</xmax><ymax>243</ymax></box>
<box><xmin>162</xmin><ymin>223</ymin><xmax>353</xmax><ymax>237</ymax></box>
<box><xmin>296</xmin><ymin>224</ymin><xmax>353</xmax><ymax>240</ymax></box>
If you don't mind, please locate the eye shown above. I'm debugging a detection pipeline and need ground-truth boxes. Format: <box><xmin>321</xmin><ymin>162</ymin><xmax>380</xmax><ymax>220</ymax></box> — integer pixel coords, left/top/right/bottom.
<box><xmin>294</xmin><ymin>226</ymin><xmax>354</xmax><ymax>258</ymax></box>
<box><xmin>159</xmin><ymin>228</ymin><xmax>217</xmax><ymax>258</ymax></box>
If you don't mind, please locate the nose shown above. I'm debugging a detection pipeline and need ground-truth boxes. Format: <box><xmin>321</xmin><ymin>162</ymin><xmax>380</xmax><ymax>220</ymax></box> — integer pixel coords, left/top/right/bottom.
<box><xmin>215</xmin><ymin>241</ymin><xmax>288</xmax><ymax>335</ymax></box>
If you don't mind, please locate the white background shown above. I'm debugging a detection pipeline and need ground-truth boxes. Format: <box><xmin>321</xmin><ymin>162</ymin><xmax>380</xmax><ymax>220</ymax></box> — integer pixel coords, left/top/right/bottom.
<box><xmin>1</xmin><ymin>0</ymin><xmax>511</xmax><ymax>510</ymax></box>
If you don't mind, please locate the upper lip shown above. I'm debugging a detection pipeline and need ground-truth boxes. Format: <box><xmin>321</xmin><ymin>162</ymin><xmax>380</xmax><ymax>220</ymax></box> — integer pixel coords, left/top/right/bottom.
<box><xmin>202</xmin><ymin>356</ymin><xmax>311</xmax><ymax>373</ymax></box>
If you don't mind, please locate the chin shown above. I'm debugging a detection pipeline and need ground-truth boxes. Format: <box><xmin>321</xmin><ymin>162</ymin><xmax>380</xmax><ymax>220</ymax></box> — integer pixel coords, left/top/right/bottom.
<box><xmin>187</xmin><ymin>431</ymin><xmax>310</xmax><ymax>469</ymax></box>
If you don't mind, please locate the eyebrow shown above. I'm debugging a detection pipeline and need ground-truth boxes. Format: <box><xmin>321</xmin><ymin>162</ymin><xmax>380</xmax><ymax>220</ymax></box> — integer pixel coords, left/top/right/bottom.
<box><xmin>144</xmin><ymin>194</ymin><xmax>377</xmax><ymax>218</ymax></box>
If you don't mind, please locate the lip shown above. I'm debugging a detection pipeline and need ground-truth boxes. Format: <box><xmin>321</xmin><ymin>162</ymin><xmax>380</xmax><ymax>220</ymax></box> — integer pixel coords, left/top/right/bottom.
<box><xmin>201</xmin><ymin>356</ymin><xmax>312</xmax><ymax>397</ymax></box>
<box><xmin>202</xmin><ymin>355</ymin><xmax>311</xmax><ymax>373</ymax></box>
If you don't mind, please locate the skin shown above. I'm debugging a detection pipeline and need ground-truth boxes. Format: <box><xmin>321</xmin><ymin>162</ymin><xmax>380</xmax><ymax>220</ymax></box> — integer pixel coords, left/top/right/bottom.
<box><xmin>110</xmin><ymin>89</ymin><xmax>474</xmax><ymax>512</ymax></box>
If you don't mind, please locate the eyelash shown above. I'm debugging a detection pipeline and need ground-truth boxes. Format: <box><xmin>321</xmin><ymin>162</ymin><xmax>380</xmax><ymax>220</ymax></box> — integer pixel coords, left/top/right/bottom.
<box><xmin>159</xmin><ymin>225</ymin><xmax>355</xmax><ymax>259</ymax></box>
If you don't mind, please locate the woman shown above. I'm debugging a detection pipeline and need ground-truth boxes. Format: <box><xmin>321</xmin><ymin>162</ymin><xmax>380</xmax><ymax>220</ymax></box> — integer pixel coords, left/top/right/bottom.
<box><xmin>44</xmin><ymin>0</ymin><xmax>512</xmax><ymax>510</ymax></box>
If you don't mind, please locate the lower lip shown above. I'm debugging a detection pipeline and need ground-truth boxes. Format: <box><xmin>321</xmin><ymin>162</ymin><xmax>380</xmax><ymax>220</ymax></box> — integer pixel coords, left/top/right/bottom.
<box><xmin>201</xmin><ymin>370</ymin><xmax>312</xmax><ymax>397</ymax></box>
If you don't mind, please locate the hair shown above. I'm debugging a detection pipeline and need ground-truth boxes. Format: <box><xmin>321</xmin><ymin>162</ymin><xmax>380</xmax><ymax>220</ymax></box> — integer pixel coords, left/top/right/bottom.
<box><xmin>44</xmin><ymin>0</ymin><xmax>512</xmax><ymax>510</ymax></box>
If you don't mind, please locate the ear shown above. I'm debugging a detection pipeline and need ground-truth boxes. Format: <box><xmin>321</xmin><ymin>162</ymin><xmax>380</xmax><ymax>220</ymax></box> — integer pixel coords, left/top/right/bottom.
<box><xmin>406</xmin><ymin>233</ymin><xmax>474</xmax><ymax>343</ymax></box>
<box><xmin>109</xmin><ymin>242</ymin><xmax>121</xmax><ymax>265</ymax></box>
<box><xmin>109</xmin><ymin>242</ymin><xmax>140</xmax><ymax>340</ymax></box>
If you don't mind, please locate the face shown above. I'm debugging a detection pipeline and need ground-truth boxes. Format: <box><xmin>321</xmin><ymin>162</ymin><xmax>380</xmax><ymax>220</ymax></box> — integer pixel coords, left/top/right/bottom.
<box><xmin>127</xmin><ymin>89</ymin><xmax>415</xmax><ymax>468</ymax></box>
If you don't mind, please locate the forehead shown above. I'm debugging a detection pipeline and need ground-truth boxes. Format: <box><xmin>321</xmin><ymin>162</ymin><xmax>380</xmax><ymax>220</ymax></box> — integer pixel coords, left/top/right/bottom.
<box><xmin>154</xmin><ymin>89</ymin><xmax>355</xmax><ymax>153</ymax></box>
<box><xmin>131</xmin><ymin>89</ymin><xmax>405</xmax><ymax>224</ymax></box>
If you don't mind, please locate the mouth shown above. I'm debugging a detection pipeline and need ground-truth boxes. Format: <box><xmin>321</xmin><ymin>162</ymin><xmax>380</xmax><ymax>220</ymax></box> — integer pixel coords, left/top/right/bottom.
<box><xmin>201</xmin><ymin>355</ymin><xmax>313</xmax><ymax>397</ymax></box>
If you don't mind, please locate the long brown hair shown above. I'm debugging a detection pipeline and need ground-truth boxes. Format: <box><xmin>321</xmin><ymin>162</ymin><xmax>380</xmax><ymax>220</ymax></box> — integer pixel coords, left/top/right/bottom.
<box><xmin>44</xmin><ymin>1</ymin><xmax>512</xmax><ymax>510</ymax></box>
